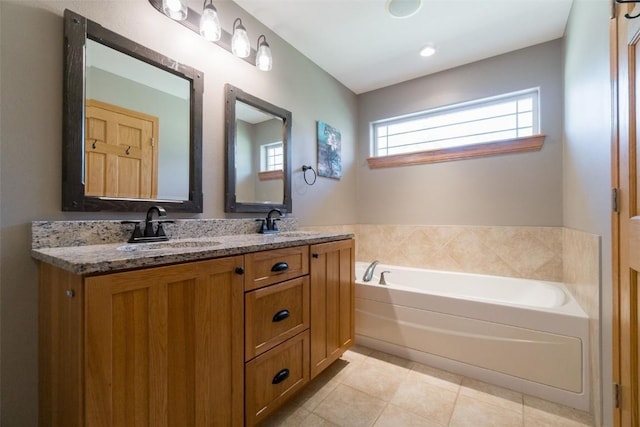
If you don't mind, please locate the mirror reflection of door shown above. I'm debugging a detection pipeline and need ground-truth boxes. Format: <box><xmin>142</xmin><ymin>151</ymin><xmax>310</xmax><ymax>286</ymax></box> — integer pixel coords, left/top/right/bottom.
<box><xmin>235</xmin><ymin>101</ymin><xmax>284</xmax><ymax>204</ymax></box>
<box><xmin>85</xmin><ymin>99</ymin><xmax>159</xmax><ymax>198</ymax></box>
<box><xmin>85</xmin><ymin>38</ymin><xmax>191</xmax><ymax>201</ymax></box>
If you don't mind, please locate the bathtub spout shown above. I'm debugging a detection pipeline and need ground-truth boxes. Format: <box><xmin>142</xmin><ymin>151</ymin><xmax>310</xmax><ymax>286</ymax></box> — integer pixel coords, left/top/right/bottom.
<box><xmin>362</xmin><ymin>261</ymin><xmax>379</xmax><ymax>282</ymax></box>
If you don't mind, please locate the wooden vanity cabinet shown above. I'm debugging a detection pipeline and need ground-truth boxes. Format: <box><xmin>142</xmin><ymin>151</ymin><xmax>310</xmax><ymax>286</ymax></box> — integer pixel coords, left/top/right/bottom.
<box><xmin>39</xmin><ymin>256</ymin><xmax>245</xmax><ymax>427</ymax></box>
<box><xmin>309</xmin><ymin>239</ymin><xmax>355</xmax><ymax>379</ymax></box>
<box><xmin>39</xmin><ymin>238</ymin><xmax>354</xmax><ymax>427</ymax></box>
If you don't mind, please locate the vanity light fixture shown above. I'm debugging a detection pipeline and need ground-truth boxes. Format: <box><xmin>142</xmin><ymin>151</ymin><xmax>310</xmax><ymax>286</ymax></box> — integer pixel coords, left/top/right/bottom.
<box><xmin>256</xmin><ymin>35</ymin><xmax>273</xmax><ymax>71</ymax></box>
<box><xmin>162</xmin><ymin>0</ymin><xmax>188</xmax><ymax>21</ymax></box>
<box><xmin>199</xmin><ymin>0</ymin><xmax>221</xmax><ymax>41</ymax></box>
<box><xmin>148</xmin><ymin>0</ymin><xmax>271</xmax><ymax>70</ymax></box>
<box><xmin>232</xmin><ymin>18</ymin><xmax>251</xmax><ymax>58</ymax></box>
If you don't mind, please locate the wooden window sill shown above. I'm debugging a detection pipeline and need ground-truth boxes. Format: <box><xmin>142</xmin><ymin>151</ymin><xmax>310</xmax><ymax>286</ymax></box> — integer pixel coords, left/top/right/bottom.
<box><xmin>366</xmin><ymin>134</ymin><xmax>546</xmax><ymax>169</ymax></box>
<box><xmin>259</xmin><ymin>170</ymin><xmax>284</xmax><ymax>181</ymax></box>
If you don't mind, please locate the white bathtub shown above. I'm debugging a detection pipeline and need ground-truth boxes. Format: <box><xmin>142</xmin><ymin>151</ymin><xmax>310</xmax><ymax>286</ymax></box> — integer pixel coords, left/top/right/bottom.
<box><xmin>355</xmin><ymin>262</ymin><xmax>590</xmax><ymax>411</ymax></box>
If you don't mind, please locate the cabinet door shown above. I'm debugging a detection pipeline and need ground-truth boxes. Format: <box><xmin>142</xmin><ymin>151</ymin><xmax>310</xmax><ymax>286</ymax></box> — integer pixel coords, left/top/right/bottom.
<box><xmin>85</xmin><ymin>257</ymin><xmax>244</xmax><ymax>426</ymax></box>
<box><xmin>309</xmin><ymin>239</ymin><xmax>355</xmax><ymax>379</ymax></box>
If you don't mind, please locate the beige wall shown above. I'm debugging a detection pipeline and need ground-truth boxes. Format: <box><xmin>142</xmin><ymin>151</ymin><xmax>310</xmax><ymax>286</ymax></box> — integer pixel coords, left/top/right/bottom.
<box><xmin>0</xmin><ymin>1</ymin><xmax>357</xmax><ymax>423</ymax></box>
<box><xmin>563</xmin><ymin>1</ymin><xmax>612</xmax><ymax>425</ymax></box>
<box><xmin>357</xmin><ymin>40</ymin><xmax>564</xmax><ymax>226</ymax></box>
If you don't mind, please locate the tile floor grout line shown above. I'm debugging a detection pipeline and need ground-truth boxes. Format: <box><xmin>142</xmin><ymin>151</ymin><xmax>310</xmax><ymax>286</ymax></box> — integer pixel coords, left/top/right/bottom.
<box><xmin>370</xmin><ymin>402</ymin><xmax>391</xmax><ymax>427</ymax></box>
<box><xmin>447</xmin><ymin>381</ymin><xmax>464</xmax><ymax>427</ymax></box>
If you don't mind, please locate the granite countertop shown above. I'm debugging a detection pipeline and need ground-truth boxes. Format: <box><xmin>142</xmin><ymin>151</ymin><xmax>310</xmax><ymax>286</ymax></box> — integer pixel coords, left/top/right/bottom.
<box><xmin>32</xmin><ymin>230</ymin><xmax>353</xmax><ymax>275</ymax></box>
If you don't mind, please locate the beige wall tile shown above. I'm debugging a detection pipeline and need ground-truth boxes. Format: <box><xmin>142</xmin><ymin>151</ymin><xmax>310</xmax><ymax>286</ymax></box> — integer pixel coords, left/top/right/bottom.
<box><xmin>563</xmin><ymin>228</ymin><xmax>600</xmax><ymax>422</ymax></box>
<box><xmin>311</xmin><ymin>224</ymin><xmax>564</xmax><ymax>281</ymax></box>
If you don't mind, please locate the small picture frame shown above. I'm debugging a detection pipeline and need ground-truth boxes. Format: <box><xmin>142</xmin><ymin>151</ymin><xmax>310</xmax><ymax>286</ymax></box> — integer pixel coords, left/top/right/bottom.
<box><xmin>317</xmin><ymin>121</ymin><xmax>342</xmax><ymax>179</ymax></box>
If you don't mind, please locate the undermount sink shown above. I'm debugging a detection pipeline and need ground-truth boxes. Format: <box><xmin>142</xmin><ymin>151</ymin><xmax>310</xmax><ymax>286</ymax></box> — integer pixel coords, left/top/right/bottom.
<box><xmin>117</xmin><ymin>239</ymin><xmax>221</xmax><ymax>252</ymax></box>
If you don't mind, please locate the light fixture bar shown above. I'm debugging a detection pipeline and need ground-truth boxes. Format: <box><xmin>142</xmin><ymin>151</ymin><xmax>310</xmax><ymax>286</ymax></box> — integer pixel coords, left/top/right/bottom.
<box><xmin>148</xmin><ymin>0</ymin><xmax>257</xmax><ymax>64</ymax></box>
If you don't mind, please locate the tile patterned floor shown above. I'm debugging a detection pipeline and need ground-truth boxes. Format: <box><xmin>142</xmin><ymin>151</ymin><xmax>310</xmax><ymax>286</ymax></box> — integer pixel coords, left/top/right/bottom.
<box><xmin>260</xmin><ymin>346</ymin><xmax>595</xmax><ymax>427</ymax></box>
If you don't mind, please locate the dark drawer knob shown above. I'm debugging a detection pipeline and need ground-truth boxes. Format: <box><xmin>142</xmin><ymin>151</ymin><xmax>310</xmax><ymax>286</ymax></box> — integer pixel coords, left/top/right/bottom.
<box><xmin>272</xmin><ymin>368</ymin><xmax>290</xmax><ymax>385</ymax></box>
<box><xmin>272</xmin><ymin>309</ymin><xmax>290</xmax><ymax>322</ymax></box>
<box><xmin>271</xmin><ymin>262</ymin><xmax>289</xmax><ymax>272</ymax></box>
<box><xmin>312</xmin><ymin>253</ymin><xmax>319</xmax><ymax>259</ymax></box>
<box><xmin>235</xmin><ymin>267</ymin><xmax>245</xmax><ymax>275</ymax></box>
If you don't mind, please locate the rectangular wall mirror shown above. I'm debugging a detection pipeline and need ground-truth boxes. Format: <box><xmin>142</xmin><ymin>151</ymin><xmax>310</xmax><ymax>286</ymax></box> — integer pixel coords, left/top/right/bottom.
<box><xmin>63</xmin><ymin>9</ymin><xmax>204</xmax><ymax>212</ymax></box>
<box><xmin>225</xmin><ymin>84</ymin><xmax>292</xmax><ymax>213</ymax></box>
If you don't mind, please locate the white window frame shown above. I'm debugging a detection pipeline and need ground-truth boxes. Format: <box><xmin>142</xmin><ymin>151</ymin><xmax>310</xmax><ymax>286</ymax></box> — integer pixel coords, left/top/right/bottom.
<box><xmin>260</xmin><ymin>141</ymin><xmax>283</xmax><ymax>172</ymax></box>
<box><xmin>368</xmin><ymin>88</ymin><xmax>545</xmax><ymax>168</ymax></box>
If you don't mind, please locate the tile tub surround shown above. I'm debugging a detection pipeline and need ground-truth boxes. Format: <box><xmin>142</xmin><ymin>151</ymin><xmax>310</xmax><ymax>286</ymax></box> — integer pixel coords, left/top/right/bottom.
<box><xmin>303</xmin><ymin>224</ymin><xmax>563</xmax><ymax>282</ymax></box>
<box><xmin>31</xmin><ymin>219</ymin><xmax>353</xmax><ymax>275</ymax></box>
<box><xmin>563</xmin><ymin>228</ymin><xmax>601</xmax><ymax>423</ymax></box>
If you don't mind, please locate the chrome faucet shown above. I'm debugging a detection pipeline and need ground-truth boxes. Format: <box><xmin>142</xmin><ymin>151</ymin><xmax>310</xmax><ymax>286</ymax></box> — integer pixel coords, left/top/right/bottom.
<box><xmin>362</xmin><ymin>260</ymin><xmax>379</xmax><ymax>282</ymax></box>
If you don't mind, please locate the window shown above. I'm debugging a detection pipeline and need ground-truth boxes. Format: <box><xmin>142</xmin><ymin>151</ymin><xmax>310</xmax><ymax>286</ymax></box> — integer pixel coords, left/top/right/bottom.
<box><xmin>259</xmin><ymin>142</ymin><xmax>283</xmax><ymax>181</ymax></box>
<box><xmin>368</xmin><ymin>89</ymin><xmax>544</xmax><ymax>168</ymax></box>
<box><xmin>261</xmin><ymin>142</ymin><xmax>283</xmax><ymax>171</ymax></box>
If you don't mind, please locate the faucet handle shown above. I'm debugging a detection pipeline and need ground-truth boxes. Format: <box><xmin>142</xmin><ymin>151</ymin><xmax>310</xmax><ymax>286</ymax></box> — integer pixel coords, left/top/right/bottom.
<box><xmin>121</xmin><ymin>220</ymin><xmax>143</xmax><ymax>242</ymax></box>
<box><xmin>256</xmin><ymin>219</ymin><xmax>268</xmax><ymax>233</ymax></box>
<box><xmin>379</xmin><ymin>271</ymin><xmax>391</xmax><ymax>285</ymax></box>
<box><xmin>155</xmin><ymin>222</ymin><xmax>167</xmax><ymax>238</ymax></box>
<box><xmin>272</xmin><ymin>218</ymin><xmax>281</xmax><ymax>231</ymax></box>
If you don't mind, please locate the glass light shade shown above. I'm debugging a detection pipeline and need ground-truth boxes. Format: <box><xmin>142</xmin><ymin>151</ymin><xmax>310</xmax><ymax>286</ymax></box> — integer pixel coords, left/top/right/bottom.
<box><xmin>199</xmin><ymin>4</ymin><xmax>221</xmax><ymax>41</ymax></box>
<box><xmin>256</xmin><ymin>39</ymin><xmax>272</xmax><ymax>71</ymax></box>
<box><xmin>162</xmin><ymin>0</ymin><xmax>188</xmax><ymax>20</ymax></box>
<box><xmin>232</xmin><ymin>22</ymin><xmax>251</xmax><ymax>58</ymax></box>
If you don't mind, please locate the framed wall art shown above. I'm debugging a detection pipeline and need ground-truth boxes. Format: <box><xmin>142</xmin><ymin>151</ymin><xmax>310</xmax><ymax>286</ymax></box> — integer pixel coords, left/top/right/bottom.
<box><xmin>317</xmin><ymin>121</ymin><xmax>342</xmax><ymax>179</ymax></box>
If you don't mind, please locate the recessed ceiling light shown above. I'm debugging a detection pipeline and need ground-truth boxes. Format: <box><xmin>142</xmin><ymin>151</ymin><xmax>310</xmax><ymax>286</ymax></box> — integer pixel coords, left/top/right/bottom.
<box><xmin>386</xmin><ymin>0</ymin><xmax>422</xmax><ymax>19</ymax></box>
<box><xmin>420</xmin><ymin>45</ymin><xmax>436</xmax><ymax>57</ymax></box>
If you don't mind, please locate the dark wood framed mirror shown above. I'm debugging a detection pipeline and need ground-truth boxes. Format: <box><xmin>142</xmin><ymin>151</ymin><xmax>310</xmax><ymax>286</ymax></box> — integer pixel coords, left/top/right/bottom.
<box><xmin>225</xmin><ymin>84</ymin><xmax>292</xmax><ymax>213</ymax></box>
<box><xmin>63</xmin><ymin>9</ymin><xmax>203</xmax><ymax>212</ymax></box>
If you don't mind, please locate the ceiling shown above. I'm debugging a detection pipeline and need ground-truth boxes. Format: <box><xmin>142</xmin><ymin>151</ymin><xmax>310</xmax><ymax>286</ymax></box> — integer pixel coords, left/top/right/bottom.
<box><xmin>232</xmin><ymin>0</ymin><xmax>574</xmax><ymax>94</ymax></box>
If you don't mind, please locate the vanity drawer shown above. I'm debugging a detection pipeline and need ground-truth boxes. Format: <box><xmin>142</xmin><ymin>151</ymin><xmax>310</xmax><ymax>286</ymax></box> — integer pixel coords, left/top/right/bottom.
<box><xmin>244</xmin><ymin>246</ymin><xmax>309</xmax><ymax>291</ymax></box>
<box><xmin>245</xmin><ymin>330</ymin><xmax>310</xmax><ymax>426</ymax></box>
<box><xmin>245</xmin><ymin>276</ymin><xmax>309</xmax><ymax>361</ymax></box>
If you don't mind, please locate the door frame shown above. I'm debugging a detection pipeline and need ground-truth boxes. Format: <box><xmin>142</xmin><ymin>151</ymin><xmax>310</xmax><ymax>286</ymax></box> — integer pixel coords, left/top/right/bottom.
<box><xmin>611</xmin><ymin>1</ymin><xmax>640</xmax><ymax>425</ymax></box>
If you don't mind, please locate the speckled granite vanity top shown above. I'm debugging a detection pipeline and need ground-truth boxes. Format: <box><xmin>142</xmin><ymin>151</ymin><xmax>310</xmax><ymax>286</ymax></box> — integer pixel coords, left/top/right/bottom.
<box><xmin>31</xmin><ymin>219</ymin><xmax>353</xmax><ymax>275</ymax></box>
